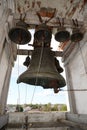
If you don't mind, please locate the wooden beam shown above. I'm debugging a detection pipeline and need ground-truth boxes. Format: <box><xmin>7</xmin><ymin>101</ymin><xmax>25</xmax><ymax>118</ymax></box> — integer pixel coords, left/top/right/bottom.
<box><xmin>14</xmin><ymin>13</ymin><xmax>84</xmax><ymax>29</ymax></box>
<box><xmin>55</xmin><ymin>51</ymin><xmax>63</xmax><ymax>57</ymax></box>
<box><xmin>17</xmin><ymin>49</ymin><xmax>33</xmax><ymax>56</ymax></box>
<box><xmin>17</xmin><ymin>49</ymin><xmax>63</xmax><ymax>57</ymax></box>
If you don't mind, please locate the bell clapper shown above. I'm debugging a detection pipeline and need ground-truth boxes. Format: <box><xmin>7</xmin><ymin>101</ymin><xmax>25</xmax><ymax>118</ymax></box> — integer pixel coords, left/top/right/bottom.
<box><xmin>54</xmin><ymin>87</ymin><xmax>60</xmax><ymax>93</ymax></box>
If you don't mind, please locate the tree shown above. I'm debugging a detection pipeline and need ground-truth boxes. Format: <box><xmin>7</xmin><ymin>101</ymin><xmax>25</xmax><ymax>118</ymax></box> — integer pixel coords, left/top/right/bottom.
<box><xmin>16</xmin><ymin>105</ymin><xmax>23</xmax><ymax>112</ymax></box>
<box><xmin>61</xmin><ymin>104</ymin><xmax>67</xmax><ymax>111</ymax></box>
<box><xmin>43</xmin><ymin>103</ymin><xmax>51</xmax><ymax>111</ymax></box>
<box><xmin>51</xmin><ymin>104</ymin><xmax>58</xmax><ymax>111</ymax></box>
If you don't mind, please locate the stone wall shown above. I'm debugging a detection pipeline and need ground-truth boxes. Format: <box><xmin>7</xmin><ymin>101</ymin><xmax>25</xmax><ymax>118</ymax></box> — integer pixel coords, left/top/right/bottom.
<box><xmin>7</xmin><ymin>112</ymin><xmax>68</xmax><ymax>130</ymax></box>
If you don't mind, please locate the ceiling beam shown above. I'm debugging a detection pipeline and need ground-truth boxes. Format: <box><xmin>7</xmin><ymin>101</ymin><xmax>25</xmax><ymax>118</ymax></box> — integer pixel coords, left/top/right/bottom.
<box><xmin>14</xmin><ymin>15</ymin><xmax>84</xmax><ymax>29</ymax></box>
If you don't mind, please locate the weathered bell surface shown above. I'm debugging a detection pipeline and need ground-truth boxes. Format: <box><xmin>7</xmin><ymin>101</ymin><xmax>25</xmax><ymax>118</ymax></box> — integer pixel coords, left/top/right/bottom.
<box><xmin>55</xmin><ymin>58</ymin><xmax>63</xmax><ymax>73</ymax></box>
<box><xmin>71</xmin><ymin>29</ymin><xmax>84</xmax><ymax>42</ymax></box>
<box><xmin>8</xmin><ymin>21</ymin><xmax>31</xmax><ymax>45</ymax></box>
<box><xmin>17</xmin><ymin>47</ymin><xmax>66</xmax><ymax>90</ymax></box>
<box><xmin>34</xmin><ymin>24</ymin><xmax>52</xmax><ymax>46</ymax></box>
<box><xmin>23</xmin><ymin>56</ymin><xmax>30</xmax><ymax>67</ymax></box>
<box><xmin>55</xmin><ymin>28</ymin><xmax>70</xmax><ymax>42</ymax></box>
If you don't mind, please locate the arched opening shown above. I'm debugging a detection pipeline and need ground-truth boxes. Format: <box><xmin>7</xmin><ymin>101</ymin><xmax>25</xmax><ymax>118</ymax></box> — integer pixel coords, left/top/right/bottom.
<box><xmin>7</xmin><ymin>29</ymin><xmax>69</xmax><ymax>113</ymax></box>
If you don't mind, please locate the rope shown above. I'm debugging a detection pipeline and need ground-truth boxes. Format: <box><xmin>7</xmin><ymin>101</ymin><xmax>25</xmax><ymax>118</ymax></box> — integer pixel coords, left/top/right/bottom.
<box><xmin>17</xmin><ymin>45</ymin><xmax>20</xmax><ymax>105</ymax></box>
<box><xmin>30</xmin><ymin>42</ymin><xmax>44</xmax><ymax>104</ymax></box>
<box><xmin>25</xmin><ymin>84</ymin><xmax>27</xmax><ymax>104</ymax></box>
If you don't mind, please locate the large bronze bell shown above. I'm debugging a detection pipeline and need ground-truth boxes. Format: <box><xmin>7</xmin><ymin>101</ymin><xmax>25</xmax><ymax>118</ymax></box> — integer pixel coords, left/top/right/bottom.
<box><xmin>34</xmin><ymin>24</ymin><xmax>52</xmax><ymax>47</ymax></box>
<box><xmin>71</xmin><ymin>28</ymin><xmax>84</xmax><ymax>42</ymax></box>
<box><xmin>8</xmin><ymin>21</ymin><xmax>31</xmax><ymax>45</ymax></box>
<box><xmin>55</xmin><ymin>27</ymin><xmax>70</xmax><ymax>42</ymax></box>
<box><xmin>17</xmin><ymin>47</ymin><xmax>66</xmax><ymax>92</ymax></box>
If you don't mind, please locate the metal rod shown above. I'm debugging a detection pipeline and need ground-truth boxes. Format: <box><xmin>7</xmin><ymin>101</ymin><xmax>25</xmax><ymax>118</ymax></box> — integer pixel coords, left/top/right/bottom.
<box><xmin>17</xmin><ymin>49</ymin><xmax>63</xmax><ymax>57</ymax></box>
<box><xmin>60</xmin><ymin>89</ymin><xmax>87</xmax><ymax>91</ymax></box>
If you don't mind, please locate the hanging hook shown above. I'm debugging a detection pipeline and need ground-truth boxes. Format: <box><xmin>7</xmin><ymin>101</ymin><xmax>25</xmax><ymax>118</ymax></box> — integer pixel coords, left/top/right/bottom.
<box><xmin>20</xmin><ymin>13</ymin><xmax>22</xmax><ymax>21</ymax></box>
<box><xmin>36</xmin><ymin>12</ymin><xmax>43</xmax><ymax>23</ymax></box>
<box><xmin>19</xmin><ymin>13</ymin><xmax>26</xmax><ymax>22</ymax></box>
<box><xmin>61</xmin><ymin>18</ymin><xmax>64</xmax><ymax>27</ymax></box>
<box><xmin>72</xmin><ymin>19</ymin><xmax>78</xmax><ymax>27</ymax></box>
<box><xmin>75</xmin><ymin>19</ymin><xmax>78</xmax><ymax>27</ymax></box>
<box><xmin>23</xmin><ymin>13</ymin><xmax>26</xmax><ymax>21</ymax></box>
<box><xmin>45</xmin><ymin>8</ymin><xmax>56</xmax><ymax>24</ymax></box>
<box><xmin>56</xmin><ymin>17</ymin><xmax>61</xmax><ymax>27</ymax></box>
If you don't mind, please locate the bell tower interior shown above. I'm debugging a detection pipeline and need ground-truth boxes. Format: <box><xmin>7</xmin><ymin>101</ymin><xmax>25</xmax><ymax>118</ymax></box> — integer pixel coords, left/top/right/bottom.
<box><xmin>0</xmin><ymin>0</ymin><xmax>87</xmax><ymax>130</ymax></box>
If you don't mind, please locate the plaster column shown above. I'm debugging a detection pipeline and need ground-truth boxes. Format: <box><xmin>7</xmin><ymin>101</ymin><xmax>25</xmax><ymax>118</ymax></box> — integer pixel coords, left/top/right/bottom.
<box><xmin>64</xmin><ymin>64</ymin><xmax>77</xmax><ymax>113</ymax></box>
<box><xmin>0</xmin><ymin>8</ymin><xmax>12</xmax><ymax>60</ymax></box>
<box><xmin>84</xmin><ymin>2</ymin><xmax>87</xmax><ymax>31</ymax></box>
<box><xmin>7</xmin><ymin>0</ymin><xmax>15</xmax><ymax>13</ymax></box>
<box><xmin>0</xmin><ymin>6</ymin><xmax>16</xmax><ymax>114</ymax></box>
<box><xmin>62</xmin><ymin>2</ymin><xmax>87</xmax><ymax>114</ymax></box>
<box><xmin>0</xmin><ymin>0</ymin><xmax>3</xmax><ymax>19</ymax></box>
<box><xmin>0</xmin><ymin>60</ymin><xmax>12</xmax><ymax>114</ymax></box>
<box><xmin>0</xmin><ymin>36</ymin><xmax>16</xmax><ymax>114</ymax></box>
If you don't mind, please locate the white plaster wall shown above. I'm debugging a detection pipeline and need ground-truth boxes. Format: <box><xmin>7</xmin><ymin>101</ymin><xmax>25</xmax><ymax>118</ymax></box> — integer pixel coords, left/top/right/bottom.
<box><xmin>0</xmin><ymin>40</ymin><xmax>13</xmax><ymax>114</ymax></box>
<box><xmin>0</xmin><ymin>46</ymin><xmax>8</xmax><ymax>96</ymax></box>
<box><xmin>0</xmin><ymin>1</ymin><xmax>3</xmax><ymax>19</ymax></box>
<box><xmin>0</xmin><ymin>6</ymin><xmax>16</xmax><ymax>114</ymax></box>
<box><xmin>66</xmin><ymin>42</ymin><xmax>87</xmax><ymax>114</ymax></box>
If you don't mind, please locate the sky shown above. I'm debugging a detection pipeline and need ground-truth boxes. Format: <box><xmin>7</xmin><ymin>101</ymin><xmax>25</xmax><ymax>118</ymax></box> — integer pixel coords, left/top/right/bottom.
<box><xmin>7</xmin><ymin>30</ymin><xmax>69</xmax><ymax>108</ymax></box>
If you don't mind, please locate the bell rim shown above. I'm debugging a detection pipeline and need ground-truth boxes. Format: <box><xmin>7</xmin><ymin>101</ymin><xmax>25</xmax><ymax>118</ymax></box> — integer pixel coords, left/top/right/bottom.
<box><xmin>8</xmin><ymin>27</ymin><xmax>31</xmax><ymax>44</ymax></box>
<box><xmin>17</xmin><ymin>76</ymin><xmax>66</xmax><ymax>88</ymax></box>
<box><xmin>17</xmin><ymin>71</ymin><xmax>66</xmax><ymax>87</ymax></box>
<box><xmin>55</xmin><ymin>30</ymin><xmax>70</xmax><ymax>42</ymax></box>
<box><xmin>71</xmin><ymin>32</ymin><xmax>84</xmax><ymax>42</ymax></box>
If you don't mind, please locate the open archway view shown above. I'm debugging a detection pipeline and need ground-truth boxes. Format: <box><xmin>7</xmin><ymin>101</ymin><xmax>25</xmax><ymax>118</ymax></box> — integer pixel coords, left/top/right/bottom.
<box><xmin>7</xmin><ymin>30</ymin><xmax>69</xmax><ymax>113</ymax></box>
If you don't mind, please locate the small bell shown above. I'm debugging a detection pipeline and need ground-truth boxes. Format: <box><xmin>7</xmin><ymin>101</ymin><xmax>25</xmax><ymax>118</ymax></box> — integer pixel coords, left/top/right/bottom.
<box><xmin>55</xmin><ymin>58</ymin><xmax>63</xmax><ymax>73</ymax></box>
<box><xmin>34</xmin><ymin>24</ymin><xmax>52</xmax><ymax>47</ymax></box>
<box><xmin>23</xmin><ymin>56</ymin><xmax>31</xmax><ymax>67</ymax></box>
<box><xmin>71</xmin><ymin>29</ymin><xmax>84</xmax><ymax>42</ymax></box>
<box><xmin>71</xmin><ymin>19</ymin><xmax>84</xmax><ymax>42</ymax></box>
<box><xmin>8</xmin><ymin>20</ymin><xmax>31</xmax><ymax>45</ymax></box>
<box><xmin>55</xmin><ymin>27</ymin><xmax>70</xmax><ymax>42</ymax></box>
